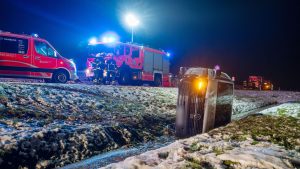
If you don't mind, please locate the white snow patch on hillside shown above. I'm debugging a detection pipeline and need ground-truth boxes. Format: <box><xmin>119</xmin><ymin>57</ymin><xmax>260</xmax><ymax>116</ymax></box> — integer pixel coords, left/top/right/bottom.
<box><xmin>259</xmin><ymin>103</ymin><xmax>300</xmax><ymax>118</ymax></box>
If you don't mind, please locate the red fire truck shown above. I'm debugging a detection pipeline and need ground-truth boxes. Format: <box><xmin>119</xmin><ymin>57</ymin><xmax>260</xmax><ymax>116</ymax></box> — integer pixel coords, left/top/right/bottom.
<box><xmin>243</xmin><ymin>76</ymin><xmax>273</xmax><ymax>90</ymax></box>
<box><xmin>85</xmin><ymin>42</ymin><xmax>171</xmax><ymax>87</ymax></box>
<box><xmin>0</xmin><ymin>32</ymin><xmax>78</xmax><ymax>83</ymax></box>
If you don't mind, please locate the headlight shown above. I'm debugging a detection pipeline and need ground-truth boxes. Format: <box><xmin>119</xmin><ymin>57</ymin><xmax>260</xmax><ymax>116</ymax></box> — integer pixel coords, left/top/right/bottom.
<box><xmin>195</xmin><ymin>78</ymin><xmax>207</xmax><ymax>91</ymax></box>
<box><xmin>103</xmin><ymin>70</ymin><xmax>107</xmax><ymax>77</ymax></box>
<box><xmin>85</xmin><ymin>69</ymin><xmax>90</xmax><ymax>75</ymax></box>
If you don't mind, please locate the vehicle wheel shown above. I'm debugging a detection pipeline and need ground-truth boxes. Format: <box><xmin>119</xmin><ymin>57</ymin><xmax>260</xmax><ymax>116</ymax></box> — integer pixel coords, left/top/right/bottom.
<box><xmin>53</xmin><ymin>70</ymin><xmax>68</xmax><ymax>83</ymax></box>
<box><xmin>154</xmin><ymin>75</ymin><xmax>162</xmax><ymax>87</ymax></box>
<box><xmin>119</xmin><ymin>72</ymin><xmax>131</xmax><ymax>85</ymax></box>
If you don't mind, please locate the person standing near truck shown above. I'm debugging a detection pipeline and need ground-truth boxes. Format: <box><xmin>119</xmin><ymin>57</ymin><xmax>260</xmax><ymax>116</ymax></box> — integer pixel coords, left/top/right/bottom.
<box><xmin>92</xmin><ymin>53</ymin><xmax>105</xmax><ymax>84</ymax></box>
<box><xmin>106</xmin><ymin>59</ymin><xmax>117</xmax><ymax>84</ymax></box>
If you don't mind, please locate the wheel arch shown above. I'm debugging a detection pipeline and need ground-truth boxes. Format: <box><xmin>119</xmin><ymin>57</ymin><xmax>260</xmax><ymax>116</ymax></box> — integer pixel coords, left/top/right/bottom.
<box><xmin>153</xmin><ymin>73</ymin><xmax>163</xmax><ymax>87</ymax></box>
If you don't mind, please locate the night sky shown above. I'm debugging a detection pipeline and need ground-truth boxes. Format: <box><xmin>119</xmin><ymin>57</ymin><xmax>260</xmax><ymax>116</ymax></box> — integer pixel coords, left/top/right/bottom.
<box><xmin>1</xmin><ymin>0</ymin><xmax>299</xmax><ymax>90</ymax></box>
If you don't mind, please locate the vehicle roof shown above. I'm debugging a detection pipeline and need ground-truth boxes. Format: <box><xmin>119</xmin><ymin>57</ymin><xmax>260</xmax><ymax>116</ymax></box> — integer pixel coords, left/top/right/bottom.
<box><xmin>0</xmin><ymin>32</ymin><xmax>46</xmax><ymax>41</ymax></box>
<box><xmin>89</xmin><ymin>41</ymin><xmax>166</xmax><ymax>54</ymax></box>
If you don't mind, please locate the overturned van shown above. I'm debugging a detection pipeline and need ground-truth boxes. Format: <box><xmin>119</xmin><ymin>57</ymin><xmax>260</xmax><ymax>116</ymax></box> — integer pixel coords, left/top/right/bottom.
<box><xmin>175</xmin><ymin>67</ymin><xmax>234</xmax><ymax>138</ymax></box>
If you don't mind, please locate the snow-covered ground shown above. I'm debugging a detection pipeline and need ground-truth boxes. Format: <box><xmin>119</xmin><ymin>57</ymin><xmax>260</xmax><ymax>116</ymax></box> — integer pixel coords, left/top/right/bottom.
<box><xmin>102</xmin><ymin>91</ymin><xmax>300</xmax><ymax>169</ymax></box>
<box><xmin>104</xmin><ymin>108</ymin><xmax>300</xmax><ymax>169</ymax></box>
<box><xmin>1</xmin><ymin>82</ymin><xmax>300</xmax><ymax>169</ymax></box>
<box><xmin>0</xmin><ymin>83</ymin><xmax>177</xmax><ymax>169</ymax></box>
<box><xmin>259</xmin><ymin>103</ymin><xmax>300</xmax><ymax>118</ymax></box>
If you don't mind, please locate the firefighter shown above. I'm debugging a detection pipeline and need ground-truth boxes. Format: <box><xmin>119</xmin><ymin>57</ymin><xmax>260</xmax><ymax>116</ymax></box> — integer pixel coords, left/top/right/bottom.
<box><xmin>106</xmin><ymin>59</ymin><xmax>117</xmax><ymax>84</ymax></box>
<box><xmin>92</xmin><ymin>53</ymin><xmax>105</xmax><ymax>84</ymax></box>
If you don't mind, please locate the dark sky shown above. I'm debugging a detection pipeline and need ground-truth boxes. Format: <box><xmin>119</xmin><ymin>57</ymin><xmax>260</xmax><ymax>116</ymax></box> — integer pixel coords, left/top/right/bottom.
<box><xmin>1</xmin><ymin>0</ymin><xmax>300</xmax><ymax>90</ymax></box>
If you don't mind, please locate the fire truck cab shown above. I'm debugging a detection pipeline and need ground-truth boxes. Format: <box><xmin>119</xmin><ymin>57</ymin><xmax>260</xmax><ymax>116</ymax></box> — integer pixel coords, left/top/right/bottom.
<box><xmin>85</xmin><ymin>42</ymin><xmax>171</xmax><ymax>87</ymax></box>
<box><xmin>0</xmin><ymin>32</ymin><xmax>78</xmax><ymax>83</ymax></box>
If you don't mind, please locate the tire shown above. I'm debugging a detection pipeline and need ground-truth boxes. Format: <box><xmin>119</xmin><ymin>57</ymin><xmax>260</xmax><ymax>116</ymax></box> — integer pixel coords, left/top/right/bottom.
<box><xmin>53</xmin><ymin>70</ymin><xmax>69</xmax><ymax>83</ymax></box>
<box><xmin>154</xmin><ymin>75</ymin><xmax>162</xmax><ymax>87</ymax></box>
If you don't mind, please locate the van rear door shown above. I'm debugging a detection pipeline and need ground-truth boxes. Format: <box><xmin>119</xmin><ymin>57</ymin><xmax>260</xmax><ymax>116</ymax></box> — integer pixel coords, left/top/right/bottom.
<box><xmin>0</xmin><ymin>35</ymin><xmax>31</xmax><ymax>77</ymax></box>
<box><xmin>32</xmin><ymin>40</ymin><xmax>57</xmax><ymax>78</ymax></box>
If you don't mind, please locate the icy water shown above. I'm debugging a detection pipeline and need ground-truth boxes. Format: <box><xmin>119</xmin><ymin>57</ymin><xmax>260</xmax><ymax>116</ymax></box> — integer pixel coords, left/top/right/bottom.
<box><xmin>60</xmin><ymin>136</ymin><xmax>175</xmax><ymax>169</ymax></box>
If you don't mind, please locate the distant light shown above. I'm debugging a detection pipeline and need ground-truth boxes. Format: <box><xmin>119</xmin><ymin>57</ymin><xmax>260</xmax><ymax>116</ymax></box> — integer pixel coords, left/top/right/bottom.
<box><xmin>166</xmin><ymin>52</ymin><xmax>171</xmax><ymax>57</ymax></box>
<box><xmin>125</xmin><ymin>13</ymin><xmax>140</xmax><ymax>27</ymax></box>
<box><xmin>89</xmin><ymin>37</ymin><xmax>97</xmax><ymax>45</ymax></box>
<box><xmin>32</xmin><ymin>33</ymin><xmax>39</xmax><ymax>38</ymax></box>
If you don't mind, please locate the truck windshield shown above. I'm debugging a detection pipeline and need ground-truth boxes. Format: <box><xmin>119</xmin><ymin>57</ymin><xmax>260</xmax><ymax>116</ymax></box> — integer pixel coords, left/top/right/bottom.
<box><xmin>88</xmin><ymin>44</ymin><xmax>115</xmax><ymax>57</ymax></box>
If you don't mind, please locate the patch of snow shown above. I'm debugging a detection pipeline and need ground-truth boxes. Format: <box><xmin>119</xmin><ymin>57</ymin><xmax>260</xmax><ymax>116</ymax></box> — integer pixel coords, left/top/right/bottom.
<box><xmin>259</xmin><ymin>103</ymin><xmax>300</xmax><ymax>118</ymax></box>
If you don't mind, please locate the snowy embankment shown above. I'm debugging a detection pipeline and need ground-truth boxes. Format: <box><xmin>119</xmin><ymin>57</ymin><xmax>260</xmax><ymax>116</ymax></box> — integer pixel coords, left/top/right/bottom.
<box><xmin>0</xmin><ymin>82</ymin><xmax>300</xmax><ymax>169</ymax></box>
<box><xmin>104</xmin><ymin>97</ymin><xmax>300</xmax><ymax>169</ymax></box>
<box><xmin>104</xmin><ymin>114</ymin><xmax>300</xmax><ymax>169</ymax></box>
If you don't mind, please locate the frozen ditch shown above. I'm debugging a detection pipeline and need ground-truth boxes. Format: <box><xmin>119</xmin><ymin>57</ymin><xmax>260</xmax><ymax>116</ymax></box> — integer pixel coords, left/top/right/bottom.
<box><xmin>1</xmin><ymin>82</ymin><xmax>300</xmax><ymax>169</ymax></box>
<box><xmin>61</xmin><ymin>136</ymin><xmax>175</xmax><ymax>169</ymax></box>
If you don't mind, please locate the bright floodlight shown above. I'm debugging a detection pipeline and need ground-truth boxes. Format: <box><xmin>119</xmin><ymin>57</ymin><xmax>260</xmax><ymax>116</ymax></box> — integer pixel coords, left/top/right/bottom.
<box><xmin>166</xmin><ymin>52</ymin><xmax>171</xmax><ymax>57</ymax></box>
<box><xmin>89</xmin><ymin>38</ymin><xmax>97</xmax><ymax>45</ymax></box>
<box><xmin>125</xmin><ymin>13</ymin><xmax>140</xmax><ymax>42</ymax></box>
<box><xmin>125</xmin><ymin>13</ymin><xmax>139</xmax><ymax>27</ymax></box>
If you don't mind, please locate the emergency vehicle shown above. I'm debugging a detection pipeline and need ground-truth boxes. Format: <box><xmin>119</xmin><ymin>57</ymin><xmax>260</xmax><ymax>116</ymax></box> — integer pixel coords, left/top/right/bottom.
<box><xmin>85</xmin><ymin>41</ymin><xmax>171</xmax><ymax>86</ymax></box>
<box><xmin>243</xmin><ymin>76</ymin><xmax>273</xmax><ymax>90</ymax></box>
<box><xmin>0</xmin><ymin>32</ymin><xmax>78</xmax><ymax>83</ymax></box>
<box><xmin>261</xmin><ymin>80</ymin><xmax>273</xmax><ymax>90</ymax></box>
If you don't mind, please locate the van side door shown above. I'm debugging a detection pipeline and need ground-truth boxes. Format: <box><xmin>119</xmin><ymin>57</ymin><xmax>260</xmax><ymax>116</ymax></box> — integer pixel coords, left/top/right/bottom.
<box><xmin>0</xmin><ymin>35</ymin><xmax>31</xmax><ymax>77</ymax></box>
<box><xmin>32</xmin><ymin>40</ymin><xmax>57</xmax><ymax>78</ymax></box>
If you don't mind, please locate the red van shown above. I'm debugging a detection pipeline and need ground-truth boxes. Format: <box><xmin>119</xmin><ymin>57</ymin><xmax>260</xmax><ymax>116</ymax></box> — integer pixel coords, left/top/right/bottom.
<box><xmin>0</xmin><ymin>32</ymin><xmax>77</xmax><ymax>83</ymax></box>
